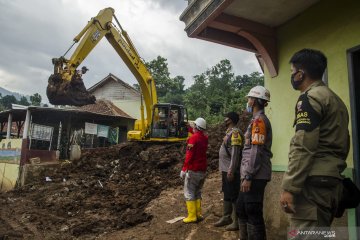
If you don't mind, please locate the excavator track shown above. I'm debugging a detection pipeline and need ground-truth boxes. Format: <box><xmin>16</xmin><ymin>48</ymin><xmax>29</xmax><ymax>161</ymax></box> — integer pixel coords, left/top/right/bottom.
<box><xmin>47</xmin><ymin>73</ymin><xmax>96</xmax><ymax>106</ymax></box>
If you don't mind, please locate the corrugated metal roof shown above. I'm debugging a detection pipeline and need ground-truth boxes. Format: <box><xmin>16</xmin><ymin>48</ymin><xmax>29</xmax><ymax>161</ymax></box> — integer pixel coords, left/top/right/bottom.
<box><xmin>0</xmin><ymin>100</ymin><xmax>135</xmax><ymax>122</ymax></box>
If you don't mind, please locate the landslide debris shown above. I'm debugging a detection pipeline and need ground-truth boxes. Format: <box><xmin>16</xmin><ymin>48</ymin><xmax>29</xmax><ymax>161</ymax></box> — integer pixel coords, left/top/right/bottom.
<box><xmin>0</xmin><ymin>112</ymin><xmax>250</xmax><ymax>239</ymax></box>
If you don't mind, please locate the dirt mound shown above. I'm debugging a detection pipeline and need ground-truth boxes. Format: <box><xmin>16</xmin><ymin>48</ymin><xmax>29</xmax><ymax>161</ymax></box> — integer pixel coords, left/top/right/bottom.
<box><xmin>47</xmin><ymin>73</ymin><xmax>96</xmax><ymax>106</ymax></box>
<box><xmin>0</xmin><ymin>112</ymin><xmax>251</xmax><ymax>239</ymax></box>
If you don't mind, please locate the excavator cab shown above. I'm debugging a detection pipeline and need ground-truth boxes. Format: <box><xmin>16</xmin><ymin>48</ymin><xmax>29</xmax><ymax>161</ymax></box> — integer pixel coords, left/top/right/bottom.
<box><xmin>150</xmin><ymin>104</ymin><xmax>188</xmax><ymax>140</ymax></box>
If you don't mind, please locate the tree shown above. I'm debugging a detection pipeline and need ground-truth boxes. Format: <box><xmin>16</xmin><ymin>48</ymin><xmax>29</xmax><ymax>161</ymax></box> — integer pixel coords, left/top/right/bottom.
<box><xmin>0</xmin><ymin>93</ymin><xmax>4</xmax><ymax>111</ymax></box>
<box><xmin>162</xmin><ymin>76</ymin><xmax>186</xmax><ymax>105</ymax></box>
<box><xmin>0</xmin><ymin>95</ymin><xmax>18</xmax><ymax>110</ymax></box>
<box><xmin>142</xmin><ymin>56</ymin><xmax>264</xmax><ymax>124</ymax></box>
<box><xmin>183</xmin><ymin>59</ymin><xmax>264</xmax><ymax>124</ymax></box>
<box><xmin>171</xmin><ymin>76</ymin><xmax>186</xmax><ymax>95</ymax></box>
<box><xmin>235</xmin><ymin>72</ymin><xmax>264</xmax><ymax>109</ymax></box>
<box><xmin>18</xmin><ymin>96</ymin><xmax>30</xmax><ymax>106</ymax></box>
<box><xmin>206</xmin><ymin>59</ymin><xmax>234</xmax><ymax>115</ymax></box>
<box><xmin>145</xmin><ymin>56</ymin><xmax>173</xmax><ymax>98</ymax></box>
<box><xmin>30</xmin><ymin>93</ymin><xmax>42</xmax><ymax>106</ymax></box>
<box><xmin>184</xmin><ymin>74</ymin><xmax>209</xmax><ymax>119</ymax></box>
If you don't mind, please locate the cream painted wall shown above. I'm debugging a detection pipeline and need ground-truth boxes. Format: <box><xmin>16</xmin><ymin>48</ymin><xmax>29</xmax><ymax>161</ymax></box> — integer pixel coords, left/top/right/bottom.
<box><xmin>0</xmin><ymin>163</ymin><xmax>19</xmax><ymax>191</ymax></box>
<box><xmin>113</xmin><ymin>100</ymin><xmax>145</xmax><ymax>120</ymax></box>
<box><xmin>264</xmin><ymin>0</ymin><xmax>360</xmax><ymax>168</ymax></box>
<box><xmin>0</xmin><ymin>139</ymin><xmax>22</xmax><ymax>191</ymax></box>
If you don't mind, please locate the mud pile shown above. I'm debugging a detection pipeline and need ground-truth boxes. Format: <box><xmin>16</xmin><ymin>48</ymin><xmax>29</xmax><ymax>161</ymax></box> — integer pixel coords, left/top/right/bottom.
<box><xmin>0</xmin><ymin>112</ymin><xmax>251</xmax><ymax>239</ymax></box>
<box><xmin>0</xmin><ymin>142</ymin><xmax>185</xmax><ymax>239</ymax></box>
<box><xmin>47</xmin><ymin>73</ymin><xmax>96</xmax><ymax>106</ymax></box>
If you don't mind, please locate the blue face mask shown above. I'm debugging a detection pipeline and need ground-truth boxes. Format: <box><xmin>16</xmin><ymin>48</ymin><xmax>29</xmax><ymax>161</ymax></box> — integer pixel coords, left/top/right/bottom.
<box><xmin>246</xmin><ymin>102</ymin><xmax>253</xmax><ymax>113</ymax></box>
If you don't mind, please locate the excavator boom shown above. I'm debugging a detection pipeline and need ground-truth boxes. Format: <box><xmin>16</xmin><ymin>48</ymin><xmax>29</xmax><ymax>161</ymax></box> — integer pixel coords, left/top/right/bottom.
<box><xmin>47</xmin><ymin>7</ymin><xmax>188</xmax><ymax>141</ymax></box>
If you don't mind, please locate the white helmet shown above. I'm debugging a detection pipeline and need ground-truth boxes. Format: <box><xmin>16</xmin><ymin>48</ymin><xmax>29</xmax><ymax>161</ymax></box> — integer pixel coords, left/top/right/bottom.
<box><xmin>194</xmin><ymin>117</ymin><xmax>206</xmax><ymax>130</ymax></box>
<box><xmin>246</xmin><ymin>86</ymin><xmax>270</xmax><ymax>102</ymax></box>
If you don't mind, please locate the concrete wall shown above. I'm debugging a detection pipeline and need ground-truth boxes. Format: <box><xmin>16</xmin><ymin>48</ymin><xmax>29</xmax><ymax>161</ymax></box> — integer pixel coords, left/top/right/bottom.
<box><xmin>19</xmin><ymin>162</ymin><xmax>60</xmax><ymax>187</ymax></box>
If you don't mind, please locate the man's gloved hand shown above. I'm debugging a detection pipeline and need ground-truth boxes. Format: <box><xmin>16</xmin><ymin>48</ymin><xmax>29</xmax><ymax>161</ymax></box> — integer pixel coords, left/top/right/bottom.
<box><xmin>180</xmin><ymin>170</ymin><xmax>186</xmax><ymax>179</ymax></box>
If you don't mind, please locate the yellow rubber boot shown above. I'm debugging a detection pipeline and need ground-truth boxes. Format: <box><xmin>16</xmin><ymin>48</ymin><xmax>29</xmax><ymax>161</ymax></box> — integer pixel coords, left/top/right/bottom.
<box><xmin>195</xmin><ymin>199</ymin><xmax>204</xmax><ymax>221</ymax></box>
<box><xmin>183</xmin><ymin>201</ymin><xmax>197</xmax><ymax>223</ymax></box>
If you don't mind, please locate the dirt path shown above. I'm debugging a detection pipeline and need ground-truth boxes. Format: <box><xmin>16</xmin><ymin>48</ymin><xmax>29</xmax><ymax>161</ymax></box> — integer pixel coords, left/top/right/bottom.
<box><xmin>101</xmin><ymin>172</ymin><xmax>239</xmax><ymax>240</ymax></box>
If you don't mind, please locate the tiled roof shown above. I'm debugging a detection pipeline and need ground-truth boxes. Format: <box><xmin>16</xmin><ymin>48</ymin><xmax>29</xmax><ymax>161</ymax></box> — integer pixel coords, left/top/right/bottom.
<box><xmin>75</xmin><ymin>99</ymin><xmax>134</xmax><ymax>119</ymax></box>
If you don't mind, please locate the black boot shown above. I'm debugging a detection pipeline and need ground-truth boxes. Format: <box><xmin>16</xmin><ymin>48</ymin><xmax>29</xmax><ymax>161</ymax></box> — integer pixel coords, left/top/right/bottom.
<box><xmin>225</xmin><ymin>203</ymin><xmax>239</xmax><ymax>231</ymax></box>
<box><xmin>247</xmin><ymin>224</ymin><xmax>266</xmax><ymax>240</ymax></box>
<box><xmin>214</xmin><ymin>201</ymin><xmax>232</xmax><ymax>227</ymax></box>
<box><xmin>238</xmin><ymin>219</ymin><xmax>248</xmax><ymax>240</ymax></box>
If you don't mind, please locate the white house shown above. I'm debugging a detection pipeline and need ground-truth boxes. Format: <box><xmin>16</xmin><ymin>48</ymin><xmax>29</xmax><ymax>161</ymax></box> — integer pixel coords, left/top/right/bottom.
<box><xmin>88</xmin><ymin>74</ymin><xmax>144</xmax><ymax>119</ymax></box>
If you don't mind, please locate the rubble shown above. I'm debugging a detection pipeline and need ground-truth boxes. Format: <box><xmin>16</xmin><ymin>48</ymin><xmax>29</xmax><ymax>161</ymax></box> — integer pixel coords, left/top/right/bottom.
<box><xmin>0</xmin><ymin>112</ymin><xmax>251</xmax><ymax>239</ymax></box>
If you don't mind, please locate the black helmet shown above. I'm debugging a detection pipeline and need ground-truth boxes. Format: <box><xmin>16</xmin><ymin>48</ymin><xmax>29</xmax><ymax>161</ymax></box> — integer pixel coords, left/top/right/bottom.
<box><xmin>225</xmin><ymin>112</ymin><xmax>239</xmax><ymax>125</ymax></box>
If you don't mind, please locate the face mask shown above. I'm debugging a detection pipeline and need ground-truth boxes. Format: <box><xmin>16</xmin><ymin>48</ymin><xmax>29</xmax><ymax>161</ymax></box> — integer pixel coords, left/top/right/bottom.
<box><xmin>291</xmin><ymin>70</ymin><xmax>304</xmax><ymax>90</ymax></box>
<box><xmin>246</xmin><ymin>102</ymin><xmax>253</xmax><ymax>113</ymax></box>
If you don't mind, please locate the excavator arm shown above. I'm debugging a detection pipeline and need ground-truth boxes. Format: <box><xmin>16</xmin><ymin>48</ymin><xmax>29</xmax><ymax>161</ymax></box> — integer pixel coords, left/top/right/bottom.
<box><xmin>47</xmin><ymin>7</ymin><xmax>158</xmax><ymax>139</ymax></box>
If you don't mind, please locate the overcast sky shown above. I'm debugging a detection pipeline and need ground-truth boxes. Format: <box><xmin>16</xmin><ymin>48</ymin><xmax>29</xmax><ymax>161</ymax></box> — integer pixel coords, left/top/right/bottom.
<box><xmin>0</xmin><ymin>0</ymin><xmax>261</xmax><ymax>102</ymax></box>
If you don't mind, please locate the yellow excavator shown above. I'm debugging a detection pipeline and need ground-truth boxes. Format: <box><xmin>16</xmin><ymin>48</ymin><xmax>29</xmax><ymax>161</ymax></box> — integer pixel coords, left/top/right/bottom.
<box><xmin>47</xmin><ymin>7</ymin><xmax>188</xmax><ymax>142</ymax></box>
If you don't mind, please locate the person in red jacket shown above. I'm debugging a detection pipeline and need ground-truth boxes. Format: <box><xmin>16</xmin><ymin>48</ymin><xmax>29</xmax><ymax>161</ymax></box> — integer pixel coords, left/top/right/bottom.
<box><xmin>180</xmin><ymin>117</ymin><xmax>208</xmax><ymax>223</ymax></box>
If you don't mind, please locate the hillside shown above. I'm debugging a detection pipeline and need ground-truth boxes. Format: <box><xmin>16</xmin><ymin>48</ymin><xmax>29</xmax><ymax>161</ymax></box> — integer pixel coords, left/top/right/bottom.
<box><xmin>0</xmin><ymin>87</ymin><xmax>29</xmax><ymax>101</ymax></box>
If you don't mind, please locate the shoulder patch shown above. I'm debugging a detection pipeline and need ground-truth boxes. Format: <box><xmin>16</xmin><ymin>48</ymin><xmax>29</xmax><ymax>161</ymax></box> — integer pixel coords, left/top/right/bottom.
<box><xmin>251</xmin><ymin>117</ymin><xmax>266</xmax><ymax>145</ymax></box>
<box><xmin>231</xmin><ymin>129</ymin><xmax>242</xmax><ymax>146</ymax></box>
<box><xmin>294</xmin><ymin>93</ymin><xmax>321</xmax><ymax>132</ymax></box>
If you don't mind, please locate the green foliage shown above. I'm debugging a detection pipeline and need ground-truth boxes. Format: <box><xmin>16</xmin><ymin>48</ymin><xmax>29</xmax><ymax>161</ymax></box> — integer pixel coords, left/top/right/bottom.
<box><xmin>0</xmin><ymin>92</ymin><xmax>43</xmax><ymax>110</ymax></box>
<box><xmin>234</xmin><ymin>72</ymin><xmax>264</xmax><ymax>110</ymax></box>
<box><xmin>0</xmin><ymin>95</ymin><xmax>17</xmax><ymax>110</ymax></box>
<box><xmin>184</xmin><ymin>60</ymin><xmax>264</xmax><ymax>124</ymax></box>
<box><xmin>0</xmin><ymin>93</ymin><xmax>3</xmax><ymax>111</ymax></box>
<box><xmin>184</xmin><ymin>74</ymin><xmax>209</xmax><ymax>118</ymax></box>
<box><xmin>144</xmin><ymin>55</ymin><xmax>264</xmax><ymax>125</ymax></box>
<box><xmin>30</xmin><ymin>93</ymin><xmax>42</xmax><ymax>106</ymax></box>
<box><xmin>145</xmin><ymin>56</ymin><xmax>173</xmax><ymax>98</ymax></box>
<box><xmin>18</xmin><ymin>96</ymin><xmax>30</xmax><ymax>106</ymax></box>
<box><xmin>161</xmin><ymin>76</ymin><xmax>185</xmax><ymax>105</ymax></box>
<box><xmin>146</xmin><ymin>56</ymin><xmax>186</xmax><ymax>105</ymax></box>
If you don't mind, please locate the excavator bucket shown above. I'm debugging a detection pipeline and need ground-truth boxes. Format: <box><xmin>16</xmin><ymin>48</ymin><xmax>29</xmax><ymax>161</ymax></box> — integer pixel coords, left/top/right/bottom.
<box><xmin>47</xmin><ymin>73</ymin><xmax>96</xmax><ymax>106</ymax></box>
